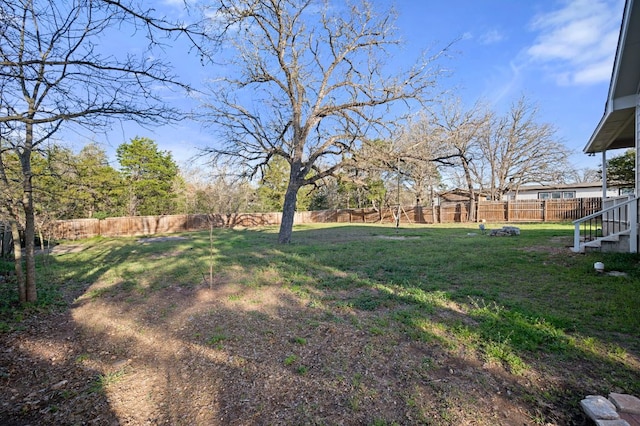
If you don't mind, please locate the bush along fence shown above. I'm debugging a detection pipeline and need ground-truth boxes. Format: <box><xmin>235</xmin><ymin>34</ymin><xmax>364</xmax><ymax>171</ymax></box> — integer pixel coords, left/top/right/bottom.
<box><xmin>49</xmin><ymin>197</ymin><xmax>603</xmax><ymax>240</ymax></box>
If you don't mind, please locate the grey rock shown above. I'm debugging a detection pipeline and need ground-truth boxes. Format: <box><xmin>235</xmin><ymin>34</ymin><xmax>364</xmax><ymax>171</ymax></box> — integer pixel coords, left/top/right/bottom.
<box><xmin>50</xmin><ymin>380</ymin><xmax>68</xmax><ymax>390</ymax></box>
<box><xmin>489</xmin><ymin>226</ymin><xmax>521</xmax><ymax>237</ymax></box>
<box><xmin>502</xmin><ymin>226</ymin><xmax>521</xmax><ymax>235</ymax></box>
<box><xmin>581</xmin><ymin>395</ymin><xmax>620</xmax><ymax>421</ymax></box>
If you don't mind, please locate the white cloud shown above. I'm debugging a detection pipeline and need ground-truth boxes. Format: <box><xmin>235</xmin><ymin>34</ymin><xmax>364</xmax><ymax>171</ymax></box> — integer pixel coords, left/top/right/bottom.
<box><xmin>163</xmin><ymin>0</ymin><xmax>188</xmax><ymax>6</ymax></box>
<box><xmin>479</xmin><ymin>29</ymin><xmax>504</xmax><ymax>45</ymax></box>
<box><xmin>461</xmin><ymin>31</ymin><xmax>473</xmax><ymax>41</ymax></box>
<box><xmin>525</xmin><ymin>0</ymin><xmax>624</xmax><ymax>85</ymax></box>
<box><xmin>573</xmin><ymin>57</ymin><xmax>616</xmax><ymax>84</ymax></box>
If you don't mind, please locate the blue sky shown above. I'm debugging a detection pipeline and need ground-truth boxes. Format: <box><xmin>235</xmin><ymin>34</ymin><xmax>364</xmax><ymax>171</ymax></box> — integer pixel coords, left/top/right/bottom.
<box><xmin>392</xmin><ymin>0</ymin><xmax>625</xmax><ymax>171</ymax></box>
<box><xmin>69</xmin><ymin>0</ymin><xmax>626</xmax><ymax>174</ymax></box>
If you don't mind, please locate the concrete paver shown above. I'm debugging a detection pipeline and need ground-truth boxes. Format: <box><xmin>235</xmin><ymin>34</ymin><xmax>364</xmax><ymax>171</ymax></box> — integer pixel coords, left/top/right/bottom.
<box><xmin>582</xmin><ymin>394</ymin><xmax>640</xmax><ymax>426</ymax></box>
<box><xmin>610</xmin><ymin>394</ymin><xmax>640</xmax><ymax>415</ymax></box>
<box><xmin>618</xmin><ymin>411</ymin><xmax>640</xmax><ymax>426</ymax></box>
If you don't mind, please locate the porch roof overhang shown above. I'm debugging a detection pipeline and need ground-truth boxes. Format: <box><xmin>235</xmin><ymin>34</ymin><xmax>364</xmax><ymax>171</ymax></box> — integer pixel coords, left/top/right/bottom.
<box><xmin>583</xmin><ymin>0</ymin><xmax>640</xmax><ymax>154</ymax></box>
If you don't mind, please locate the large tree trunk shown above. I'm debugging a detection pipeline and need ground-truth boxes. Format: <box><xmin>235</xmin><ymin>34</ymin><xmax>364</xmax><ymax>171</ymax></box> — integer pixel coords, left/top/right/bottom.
<box><xmin>20</xmin><ymin>124</ymin><xmax>37</xmax><ymax>302</ymax></box>
<box><xmin>430</xmin><ymin>186</ymin><xmax>437</xmax><ymax>224</ymax></box>
<box><xmin>461</xmin><ymin>157</ymin><xmax>477</xmax><ymax>222</ymax></box>
<box><xmin>10</xmin><ymin>221</ymin><xmax>26</xmax><ymax>303</ymax></box>
<box><xmin>23</xmin><ymin>195</ymin><xmax>37</xmax><ymax>302</ymax></box>
<box><xmin>278</xmin><ymin>180</ymin><xmax>301</xmax><ymax>244</ymax></box>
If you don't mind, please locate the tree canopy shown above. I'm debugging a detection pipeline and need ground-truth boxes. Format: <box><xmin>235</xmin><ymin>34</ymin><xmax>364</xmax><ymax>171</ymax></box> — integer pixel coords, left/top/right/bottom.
<box><xmin>117</xmin><ymin>137</ymin><xmax>179</xmax><ymax>216</ymax></box>
<box><xmin>203</xmin><ymin>0</ymin><xmax>450</xmax><ymax>243</ymax></box>
<box><xmin>604</xmin><ymin>149</ymin><xmax>635</xmax><ymax>187</ymax></box>
<box><xmin>0</xmin><ymin>0</ymin><xmax>207</xmax><ymax>302</ymax></box>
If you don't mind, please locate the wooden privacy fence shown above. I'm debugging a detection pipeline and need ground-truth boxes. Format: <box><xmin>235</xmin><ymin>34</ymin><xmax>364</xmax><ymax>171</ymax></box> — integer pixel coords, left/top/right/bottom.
<box><xmin>51</xmin><ymin>213</ymin><xmax>282</xmax><ymax>240</ymax></box>
<box><xmin>476</xmin><ymin>197</ymin><xmax>602</xmax><ymax>222</ymax></box>
<box><xmin>51</xmin><ymin>197</ymin><xmax>603</xmax><ymax>240</ymax></box>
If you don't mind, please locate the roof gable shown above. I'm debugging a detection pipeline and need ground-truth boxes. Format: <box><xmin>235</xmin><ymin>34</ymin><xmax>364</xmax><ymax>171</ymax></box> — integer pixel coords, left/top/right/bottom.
<box><xmin>584</xmin><ymin>0</ymin><xmax>639</xmax><ymax>153</ymax></box>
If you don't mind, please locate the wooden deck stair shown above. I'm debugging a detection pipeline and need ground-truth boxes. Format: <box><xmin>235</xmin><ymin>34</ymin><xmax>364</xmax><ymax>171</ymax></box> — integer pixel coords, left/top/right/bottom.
<box><xmin>582</xmin><ymin>230</ymin><xmax>631</xmax><ymax>252</ymax></box>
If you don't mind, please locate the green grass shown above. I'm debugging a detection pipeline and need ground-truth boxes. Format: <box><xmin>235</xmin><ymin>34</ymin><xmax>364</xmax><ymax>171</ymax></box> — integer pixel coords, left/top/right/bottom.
<box><xmin>284</xmin><ymin>354</ymin><xmax>298</xmax><ymax>366</ymax></box>
<box><xmin>291</xmin><ymin>336</ymin><xmax>307</xmax><ymax>345</ymax></box>
<box><xmin>2</xmin><ymin>223</ymin><xmax>640</xmax><ymax>420</ymax></box>
<box><xmin>0</xmin><ymin>256</ymin><xmax>68</xmax><ymax>325</ymax></box>
<box><xmin>207</xmin><ymin>334</ymin><xmax>228</xmax><ymax>346</ymax></box>
<box><xmin>5</xmin><ymin>224</ymin><xmax>640</xmax><ymax>342</ymax></box>
<box><xmin>89</xmin><ymin>369</ymin><xmax>126</xmax><ymax>394</ymax></box>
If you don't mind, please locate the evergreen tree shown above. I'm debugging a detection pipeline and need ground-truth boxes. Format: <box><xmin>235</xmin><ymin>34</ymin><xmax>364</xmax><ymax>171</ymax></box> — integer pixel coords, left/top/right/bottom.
<box><xmin>256</xmin><ymin>156</ymin><xmax>313</xmax><ymax>212</ymax></box>
<box><xmin>36</xmin><ymin>144</ymin><xmax>124</xmax><ymax>219</ymax></box>
<box><xmin>605</xmin><ymin>149</ymin><xmax>635</xmax><ymax>187</ymax></box>
<box><xmin>73</xmin><ymin>144</ymin><xmax>125</xmax><ymax>218</ymax></box>
<box><xmin>116</xmin><ymin>137</ymin><xmax>179</xmax><ymax>216</ymax></box>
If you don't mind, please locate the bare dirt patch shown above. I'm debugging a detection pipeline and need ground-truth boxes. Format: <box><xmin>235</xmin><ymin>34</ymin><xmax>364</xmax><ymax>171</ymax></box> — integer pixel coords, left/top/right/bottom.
<box><xmin>137</xmin><ymin>236</ymin><xmax>189</xmax><ymax>243</ymax></box>
<box><xmin>1</xmin><ymin>278</ymin><xmax>579</xmax><ymax>425</ymax></box>
<box><xmin>376</xmin><ymin>235</ymin><xmax>420</xmax><ymax>240</ymax></box>
<box><xmin>48</xmin><ymin>244</ymin><xmax>86</xmax><ymax>255</ymax></box>
<box><xmin>518</xmin><ymin>236</ymin><xmax>575</xmax><ymax>255</ymax></box>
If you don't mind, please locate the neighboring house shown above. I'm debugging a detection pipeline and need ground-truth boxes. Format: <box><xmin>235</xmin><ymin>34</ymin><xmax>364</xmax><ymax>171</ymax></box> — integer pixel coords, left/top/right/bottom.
<box><xmin>506</xmin><ymin>182</ymin><xmax>624</xmax><ymax>201</ymax></box>
<box><xmin>573</xmin><ymin>0</ymin><xmax>640</xmax><ymax>253</ymax></box>
<box><xmin>439</xmin><ymin>183</ymin><xmax>622</xmax><ymax>204</ymax></box>
<box><xmin>436</xmin><ymin>188</ymin><xmax>490</xmax><ymax>205</ymax></box>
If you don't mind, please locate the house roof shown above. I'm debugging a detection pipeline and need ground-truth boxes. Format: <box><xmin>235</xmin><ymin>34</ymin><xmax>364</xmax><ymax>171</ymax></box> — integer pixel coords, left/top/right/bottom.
<box><xmin>508</xmin><ymin>182</ymin><xmax>616</xmax><ymax>192</ymax></box>
<box><xmin>584</xmin><ymin>0</ymin><xmax>640</xmax><ymax>154</ymax></box>
<box><xmin>438</xmin><ymin>188</ymin><xmax>489</xmax><ymax>197</ymax></box>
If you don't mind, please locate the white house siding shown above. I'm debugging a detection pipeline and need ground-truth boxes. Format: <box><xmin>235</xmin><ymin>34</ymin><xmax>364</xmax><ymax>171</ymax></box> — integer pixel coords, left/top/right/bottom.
<box><xmin>507</xmin><ymin>184</ymin><xmax>621</xmax><ymax>201</ymax></box>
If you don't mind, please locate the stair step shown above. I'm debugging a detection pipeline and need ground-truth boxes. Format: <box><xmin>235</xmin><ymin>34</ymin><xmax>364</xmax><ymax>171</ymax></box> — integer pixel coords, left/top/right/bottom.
<box><xmin>583</xmin><ymin>240</ymin><xmax>602</xmax><ymax>248</ymax></box>
<box><xmin>581</xmin><ymin>230</ymin><xmax>631</xmax><ymax>252</ymax></box>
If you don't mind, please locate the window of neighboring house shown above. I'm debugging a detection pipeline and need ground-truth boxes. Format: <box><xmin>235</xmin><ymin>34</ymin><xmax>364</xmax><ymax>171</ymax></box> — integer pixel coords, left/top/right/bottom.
<box><xmin>538</xmin><ymin>191</ymin><xmax>575</xmax><ymax>199</ymax></box>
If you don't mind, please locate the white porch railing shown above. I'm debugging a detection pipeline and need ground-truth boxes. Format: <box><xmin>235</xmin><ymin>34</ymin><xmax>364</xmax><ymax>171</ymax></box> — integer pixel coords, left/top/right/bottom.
<box><xmin>572</xmin><ymin>196</ymin><xmax>639</xmax><ymax>253</ymax></box>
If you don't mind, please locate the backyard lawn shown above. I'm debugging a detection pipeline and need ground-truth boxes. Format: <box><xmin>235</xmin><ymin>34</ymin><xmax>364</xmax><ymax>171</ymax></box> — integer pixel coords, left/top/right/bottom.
<box><xmin>0</xmin><ymin>223</ymin><xmax>639</xmax><ymax>425</ymax></box>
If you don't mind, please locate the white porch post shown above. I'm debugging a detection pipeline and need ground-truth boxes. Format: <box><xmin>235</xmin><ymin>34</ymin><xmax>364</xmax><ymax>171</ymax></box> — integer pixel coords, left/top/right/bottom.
<box><xmin>602</xmin><ymin>150</ymin><xmax>607</xmax><ymax>199</ymax></box>
<box><xmin>637</xmin><ymin>97</ymin><xmax>640</xmax><ymax>198</ymax></box>
<box><xmin>632</xmin><ymin>98</ymin><xmax>640</xmax><ymax>253</ymax></box>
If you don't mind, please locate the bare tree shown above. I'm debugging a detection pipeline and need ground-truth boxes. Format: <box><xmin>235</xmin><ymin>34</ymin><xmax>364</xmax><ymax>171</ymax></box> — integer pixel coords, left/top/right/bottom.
<box><xmin>0</xmin><ymin>0</ymin><xmax>206</xmax><ymax>303</ymax></box>
<box><xmin>430</xmin><ymin>99</ymin><xmax>488</xmax><ymax>221</ymax></box>
<box><xmin>181</xmin><ymin>164</ymin><xmax>255</xmax><ymax>220</ymax></box>
<box><xmin>180</xmin><ymin>164</ymin><xmax>255</xmax><ymax>288</ymax></box>
<box><xmin>340</xmin><ymin>139</ymin><xmax>394</xmax><ymax>211</ymax></box>
<box><xmin>394</xmin><ymin>117</ymin><xmax>449</xmax><ymax>207</ymax></box>
<box><xmin>566</xmin><ymin>167</ymin><xmax>601</xmax><ymax>184</ymax></box>
<box><xmin>478</xmin><ymin>96</ymin><xmax>570</xmax><ymax>200</ymax></box>
<box><xmin>203</xmin><ymin>0</ymin><xmax>450</xmax><ymax>243</ymax></box>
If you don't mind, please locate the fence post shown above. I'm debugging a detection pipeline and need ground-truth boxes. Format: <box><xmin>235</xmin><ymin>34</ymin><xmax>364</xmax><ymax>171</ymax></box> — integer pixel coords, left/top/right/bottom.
<box><xmin>543</xmin><ymin>200</ymin><xmax>548</xmax><ymax>222</ymax></box>
<box><xmin>506</xmin><ymin>201</ymin><xmax>511</xmax><ymax>222</ymax></box>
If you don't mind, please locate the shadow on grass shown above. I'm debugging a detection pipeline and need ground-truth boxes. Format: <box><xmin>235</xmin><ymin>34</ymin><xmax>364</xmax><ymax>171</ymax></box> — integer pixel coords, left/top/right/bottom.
<box><xmin>0</xmin><ymin>308</ymin><xmax>119</xmax><ymax>425</ymax></box>
<box><xmin>1</xmin><ymin>223</ymin><xmax>639</xmax><ymax>424</ymax></box>
<box><xmin>63</xmin><ymin>279</ymin><xmax>542</xmax><ymax>424</ymax></box>
<box><xmin>245</xmin><ymin>224</ymin><xmax>640</xmax><ymax>420</ymax></box>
